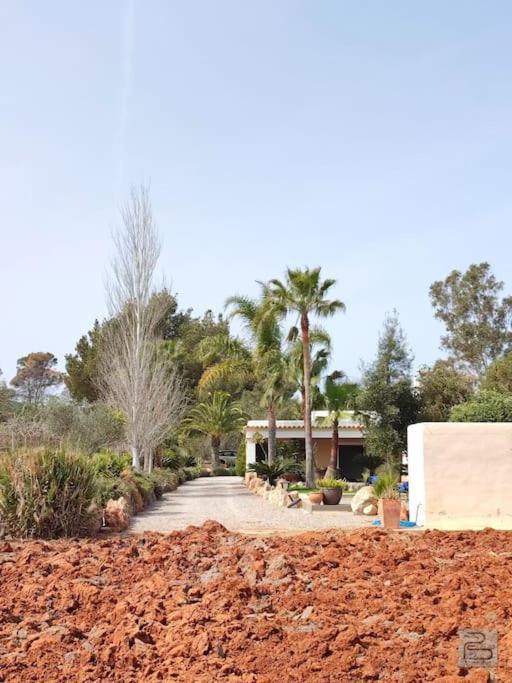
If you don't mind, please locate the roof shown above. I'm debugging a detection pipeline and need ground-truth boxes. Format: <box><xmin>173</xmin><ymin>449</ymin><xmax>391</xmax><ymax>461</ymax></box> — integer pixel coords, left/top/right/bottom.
<box><xmin>246</xmin><ymin>410</ymin><xmax>364</xmax><ymax>432</ymax></box>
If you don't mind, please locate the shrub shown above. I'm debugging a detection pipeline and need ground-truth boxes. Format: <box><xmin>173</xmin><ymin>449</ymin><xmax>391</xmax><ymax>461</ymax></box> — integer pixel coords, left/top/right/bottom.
<box><xmin>0</xmin><ymin>449</ymin><xmax>99</xmax><ymax>538</ymax></box>
<box><xmin>372</xmin><ymin>470</ymin><xmax>400</xmax><ymax>500</ymax></box>
<box><xmin>161</xmin><ymin>449</ymin><xmax>184</xmax><ymax>471</ymax></box>
<box><xmin>316</xmin><ymin>478</ymin><xmax>348</xmax><ymax>489</ymax></box>
<box><xmin>212</xmin><ymin>466</ymin><xmax>236</xmax><ymax>476</ymax></box>
<box><xmin>248</xmin><ymin>458</ymin><xmax>303</xmax><ymax>485</ymax></box>
<box><xmin>235</xmin><ymin>440</ymin><xmax>246</xmax><ymax>477</ymax></box>
<box><xmin>450</xmin><ymin>390</ymin><xmax>512</xmax><ymax>422</ymax></box>
<box><xmin>91</xmin><ymin>451</ymin><xmax>131</xmax><ymax>477</ymax></box>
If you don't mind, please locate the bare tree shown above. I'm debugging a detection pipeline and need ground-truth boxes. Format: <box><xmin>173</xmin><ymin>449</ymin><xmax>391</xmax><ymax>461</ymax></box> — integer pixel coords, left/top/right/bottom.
<box><xmin>98</xmin><ymin>186</ymin><xmax>186</xmax><ymax>471</ymax></box>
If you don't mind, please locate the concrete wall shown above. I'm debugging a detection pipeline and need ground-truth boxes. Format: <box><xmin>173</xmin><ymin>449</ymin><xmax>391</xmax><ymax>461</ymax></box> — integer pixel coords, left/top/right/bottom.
<box><xmin>408</xmin><ymin>423</ymin><xmax>512</xmax><ymax>530</ymax></box>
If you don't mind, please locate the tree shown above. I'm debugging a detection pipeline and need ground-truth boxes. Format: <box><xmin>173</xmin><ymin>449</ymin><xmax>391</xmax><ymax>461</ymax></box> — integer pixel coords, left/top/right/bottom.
<box><xmin>264</xmin><ymin>267</ymin><xmax>345</xmax><ymax>486</ymax></box>
<box><xmin>65</xmin><ymin>320</ymin><xmax>102</xmax><ymax>402</ymax></box>
<box><xmin>357</xmin><ymin>312</ymin><xmax>420</xmax><ymax>462</ymax></box>
<box><xmin>318</xmin><ymin>372</ymin><xmax>359</xmax><ymax>478</ymax></box>
<box><xmin>288</xmin><ymin>328</ymin><xmax>331</xmax><ymax>412</ymax></box>
<box><xmin>0</xmin><ymin>371</ymin><xmax>14</xmax><ymax>422</ymax></box>
<box><xmin>481</xmin><ymin>352</ymin><xmax>512</xmax><ymax>394</ymax></box>
<box><xmin>184</xmin><ymin>391</ymin><xmax>246</xmax><ymax>467</ymax></box>
<box><xmin>10</xmin><ymin>352</ymin><xmax>63</xmax><ymax>404</ymax></box>
<box><xmin>430</xmin><ymin>263</ymin><xmax>512</xmax><ymax>377</ymax></box>
<box><xmin>450</xmin><ymin>390</ymin><xmax>512</xmax><ymax>422</ymax></box>
<box><xmin>417</xmin><ymin>359</ymin><xmax>475</xmax><ymax>422</ymax></box>
<box><xmin>225</xmin><ymin>294</ymin><xmax>294</xmax><ymax>464</ymax></box>
<box><xmin>98</xmin><ymin>185</ymin><xmax>186</xmax><ymax>472</ymax></box>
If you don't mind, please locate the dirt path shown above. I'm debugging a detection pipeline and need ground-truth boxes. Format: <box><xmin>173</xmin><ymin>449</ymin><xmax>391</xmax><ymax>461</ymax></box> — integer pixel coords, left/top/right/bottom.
<box><xmin>128</xmin><ymin>475</ymin><xmax>372</xmax><ymax>534</ymax></box>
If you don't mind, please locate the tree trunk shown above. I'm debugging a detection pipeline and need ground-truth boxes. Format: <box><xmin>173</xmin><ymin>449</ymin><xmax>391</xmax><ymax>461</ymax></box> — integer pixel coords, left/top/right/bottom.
<box><xmin>211</xmin><ymin>436</ymin><xmax>220</xmax><ymax>468</ymax></box>
<box><xmin>267</xmin><ymin>404</ymin><xmax>277</xmax><ymax>465</ymax></box>
<box><xmin>301</xmin><ymin>313</ymin><xmax>314</xmax><ymax>487</ymax></box>
<box><xmin>325</xmin><ymin>416</ymin><xmax>340</xmax><ymax>480</ymax></box>
<box><xmin>131</xmin><ymin>445</ymin><xmax>141</xmax><ymax>471</ymax></box>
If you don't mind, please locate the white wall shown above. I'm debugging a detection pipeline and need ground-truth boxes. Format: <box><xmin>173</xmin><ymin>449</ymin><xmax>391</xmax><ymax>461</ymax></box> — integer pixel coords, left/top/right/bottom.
<box><xmin>407</xmin><ymin>423</ymin><xmax>512</xmax><ymax>530</ymax></box>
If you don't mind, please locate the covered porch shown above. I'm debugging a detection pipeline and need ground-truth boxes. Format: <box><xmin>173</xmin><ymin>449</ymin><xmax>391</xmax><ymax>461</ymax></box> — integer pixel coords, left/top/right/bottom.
<box><xmin>245</xmin><ymin>411</ymin><xmax>367</xmax><ymax>481</ymax></box>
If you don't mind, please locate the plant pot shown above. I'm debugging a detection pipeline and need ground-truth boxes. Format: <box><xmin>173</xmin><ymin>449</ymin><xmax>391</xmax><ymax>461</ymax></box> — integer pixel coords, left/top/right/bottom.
<box><xmin>381</xmin><ymin>499</ymin><xmax>401</xmax><ymax>529</ymax></box>
<box><xmin>321</xmin><ymin>488</ymin><xmax>343</xmax><ymax>505</ymax></box>
<box><xmin>308</xmin><ymin>491</ymin><xmax>324</xmax><ymax>505</ymax></box>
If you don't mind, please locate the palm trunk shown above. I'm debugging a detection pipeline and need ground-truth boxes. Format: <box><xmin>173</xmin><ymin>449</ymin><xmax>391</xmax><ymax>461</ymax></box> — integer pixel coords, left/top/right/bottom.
<box><xmin>267</xmin><ymin>403</ymin><xmax>277</xmax><ymax>465</ymax></box>
<box><xmin>301</xmin><ymin>313</ymin><xmax>314</xmax><ymax>487</ymax></box>
<box><xmin>325</xmin><ymin>417</ymin><xmax>340</xmax><ymax>479</ymax></box>
<box><xmin>211</xmin><ymin>436</ymin><xmax>220</xmax><ymax>468</ymax></box>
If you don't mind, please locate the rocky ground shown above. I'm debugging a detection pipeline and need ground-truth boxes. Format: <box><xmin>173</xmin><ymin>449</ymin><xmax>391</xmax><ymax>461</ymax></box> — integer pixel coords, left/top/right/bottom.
<box><xmin>1</xmin><ymin>523</ymin><xmax>511</xmax><ymax>682</ymax></box>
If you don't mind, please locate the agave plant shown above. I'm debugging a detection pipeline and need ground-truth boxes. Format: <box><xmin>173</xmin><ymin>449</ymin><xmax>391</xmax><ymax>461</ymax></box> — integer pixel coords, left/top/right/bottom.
<box><xmin>248</xmin><ymin>458</ymin><xmax>303</xmax><ymax>486</ymax></box>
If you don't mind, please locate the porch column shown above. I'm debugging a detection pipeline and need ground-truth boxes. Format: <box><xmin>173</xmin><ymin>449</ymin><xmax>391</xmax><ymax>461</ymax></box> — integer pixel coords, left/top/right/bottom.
<box><xmin>246</xmin><ymin>438</ymin><xmax>257</xmax><ymax>468</ymax></box>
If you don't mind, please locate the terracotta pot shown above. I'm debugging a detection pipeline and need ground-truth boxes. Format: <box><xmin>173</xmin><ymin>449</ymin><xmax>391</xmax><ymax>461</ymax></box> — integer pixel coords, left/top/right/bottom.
<box><xmin>321</xmin><ymin>488</ymin><xmax>343</xmax><ymax>505</ymax></box>
<box><xmin>308</xmin><ymin>491</ymin><xmax>324</xmax><ymax>505</ymax></box>
<box><xmin>382</xmin><ymin>499</ymin><xmax>401</xmax><ymax>529</ymax></box>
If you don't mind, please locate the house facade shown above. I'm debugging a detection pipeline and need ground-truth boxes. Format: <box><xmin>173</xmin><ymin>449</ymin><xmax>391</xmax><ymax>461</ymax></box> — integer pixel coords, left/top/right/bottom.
<box><xmin>245</xmin><ymin>410</ymin><xmax>367</xmax><ymax>481</ymax></box>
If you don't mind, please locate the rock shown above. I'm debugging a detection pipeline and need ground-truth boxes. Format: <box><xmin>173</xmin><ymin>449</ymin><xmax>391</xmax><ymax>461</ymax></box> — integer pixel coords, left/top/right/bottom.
<box><xmin>400</xmin><ymin>500</ymin><xmax>409</xmax><ymax>521</ymax></box>
<box><xmin>245</xmin><ymin>471</ymin><xmax>257</xmax><ymax>486</ymax></box>
<box><xmin>248</xmin><ymin>477</ymin><xmax>265</xmax><ymax>492</ymax></box>
<box><xmin>351</xmin><ymin>486</ymin><xmax>378</xmax><ymax>515</ymax></box>
<box><xmin>104</xmin><ymin>497</ymin><xmax>131</xmax><ymax>531</ymax></box>
<box><xmin>256</xmin><ymin>481</ymin><xmax>272</xmax><ymax>497</ymax></box>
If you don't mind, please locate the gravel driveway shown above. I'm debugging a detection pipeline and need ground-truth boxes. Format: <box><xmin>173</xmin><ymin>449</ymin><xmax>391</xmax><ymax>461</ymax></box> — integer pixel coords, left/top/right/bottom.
<box><xmin>128</xmin><ymin>476</ymin><xmax>373</xmax><ymax>534</ymax></box>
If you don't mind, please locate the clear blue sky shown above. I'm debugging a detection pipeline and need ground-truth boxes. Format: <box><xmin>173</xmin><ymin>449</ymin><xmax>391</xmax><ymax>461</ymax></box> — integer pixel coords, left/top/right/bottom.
<box><xmin>1</xmin><ymin>1</ymin><xmax>512</xmax><ymax>383</ymax></box>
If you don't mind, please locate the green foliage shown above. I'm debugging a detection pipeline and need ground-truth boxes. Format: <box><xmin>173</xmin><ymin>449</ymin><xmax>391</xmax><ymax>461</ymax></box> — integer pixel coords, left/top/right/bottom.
<box><xmin>212</xmin><ymin>466</ymin><xmax>237</xmax><ymax>476</ymax></box>
<box><xmin>482</xmin><ymin>352</ymin><xmax>512</xmax><ymax>394</ymax></box>
<box><xmin>357</xmin><ymin>312</ymin><xmax>420</xmax><ymax>460</ymax></box>
<box><xmin>235</xmin><ymin>440</ymin><xmax>246</xmax><ymax>476</ymax></box>
<box><xmin>450</xmin><ymin>390</ymin><xmax>512</xmax><ymax>422</ymax></box>
<box><xmin>418</xmin><ymin>359</ymin><xmax>475</xmax><ymax>422</ymax></box>
<box><xmin>316</xmin><ymin>478</ymin><xmax>348</xmax><ymax>489</ymax></box>
<box><xmin>372</xmin><ymin>467</ymin><xmax>400</xmax><ymax>500</ymax></box>
<box><xmin>0</xmin><ymin>370</ymin><xmax>15</xmax><ymax>422</ymax></box>
<box><xmin>161</xmin><ymin>449</ymin><xmax>185</xmax><ymax>471</ymax></box>
<box><xmin>430</xmin><ymin>263</ymin><xmax>512</xmax><ymax>376</ymax></box>
<box><xmin>0</xmin><ymin>449</ymin><xmax>99</xmax><ymax>538</ymax></box>
<box><xmin>91</xmin><ymin>450</ymin><xmax>131</xmax><ymax>477</ymax></box>
<box><xmin>65</xmin><ymin>320</ymin><xmax>102</xmax><ymax>402</ymax></box>
<box><xmin>248</xmin><ymin>458</ymin><xmax>303</xmax><ymax>485</ymax></box>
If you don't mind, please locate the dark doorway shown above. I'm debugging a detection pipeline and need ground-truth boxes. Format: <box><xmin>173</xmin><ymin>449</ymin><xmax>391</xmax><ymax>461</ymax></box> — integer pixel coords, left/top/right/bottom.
<box><xmin>338</xmin><ymin>445</ymin><xmax>365</xmax><ymax>481</ymax></box>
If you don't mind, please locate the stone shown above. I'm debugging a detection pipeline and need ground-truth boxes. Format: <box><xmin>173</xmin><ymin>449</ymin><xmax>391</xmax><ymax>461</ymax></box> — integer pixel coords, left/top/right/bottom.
<box><xmin>351</xmin><ymin>486</ymin><xmax>378</xmax><ymax>515</ymax></box>
<box><xmin>400</xmin><ymin>500</ymin><xmax>409</xmax><ymax>521</ymax></box>
<box><xmin>245</xmin><ymin>471</ymin><xmax>257</xmax><ymax>486</ymax></box>
<box><xmin>104</xmin><ymin>497</ymin><xmax>131</xmax><ymax>531</ymax></box>
<box><xmin>256</xmin><ymin>481</ymin><xmax>272</xmax><ymax>497</ymax></box>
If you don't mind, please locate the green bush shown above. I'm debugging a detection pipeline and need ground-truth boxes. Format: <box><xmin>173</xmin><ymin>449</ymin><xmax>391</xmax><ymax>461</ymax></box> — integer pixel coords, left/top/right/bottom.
<box><xmin>95</xmin><ymin>473</ymin><xmax>132</xmax><ymax>506</ymax></box>
<box><xmin>235</xmin><ymin>440</ymin><xmax>246</xmax><ymax>477</ymax></box>
<box><xmin>316</xmin><ymin>478</ymin><xmax>348</xmax><ymax>489</ymax></box>
<box><xmin>0</xmin><ymin>449</ymin><xmax>99</xmax><ymax>538</ymax></box>
<box><xmin>91</xmin><ymin>450</ymin><xmax>131</xmax><ymax>477</ymax></box>
<box><xmin>212</xmin><ymin>466</ymin><xmax>237</xmax><ymax>476</ymax></box>
<box><xmin>161</xmin><ymin>449</ymin><xmax>184</xmax><ymax>471</ymax></box>
<box><xmin>450</xmin><ymin>390</ymin><xmax>512</xmax><ymax>422</ymax></box>
<box><xmin>248</xmin><ymin>458</ymin><xmax>303</xmax><ymax>485</ymax></box>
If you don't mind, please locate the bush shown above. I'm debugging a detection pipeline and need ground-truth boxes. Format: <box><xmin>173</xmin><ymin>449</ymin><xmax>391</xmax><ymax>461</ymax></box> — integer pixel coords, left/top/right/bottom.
<box><xmin>450</xmin><ymin>390</ymin><xmax>512</xmax><ymax>422</ymax></box>
<box><xmin>235</xmin><ymin>440</ymin><xmax>246</xmax><ymax>477</ymax></box>
<box><xmin>212</xmin><ymin>466</ymin><xmax>237</xmax><ymax>476</ymax></box>
<box><xmin>316</xmin><ymin>478</ymin><xmax>348</xmax><ymax>489</ymax></box>
<box><xmin>248</xmin><ymin>458</ymin><xmax>303</xmax><ymax>485</ymax></box>
<box><xmin>91</xmin><ymin>451</ymin><xmax>131</xmax><ymax>477</ymax></box>
<box><xmin>0</xmin><ymin>449</ymin><xmax>99</xmax><ymax>538</ymax></box>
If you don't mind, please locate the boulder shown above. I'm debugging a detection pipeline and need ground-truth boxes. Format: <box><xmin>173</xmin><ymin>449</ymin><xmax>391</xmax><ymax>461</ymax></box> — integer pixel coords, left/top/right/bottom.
<box><xmin>400</xmin><ymin>500</ymin><xmax>409</xmax><ymax>521</ymax></box>
<box><xmin>351</xmin><ymin>486</ymin><xmax>378</xmax><ymax>515</ymax></box>
<box><xmin>245</xmin><ymin>471</ymin><xmax>257</xmax><ymax>486</ymax></box>
<box><xmin>256</xmin><ymin>481</ymin><xmax>272</xmax><ymax>497</ymax></box>
<box><xmin>248</xmin><ymin>476</ymin><xmax>265</xmax><ymax>491</ymax></box>
<box><xmin>104</xmin><ymin>497</ymin><xmax>131</xmax><ymax>531</ymax></box>
<box><xmin>268</xmin><ymin>487</ymin><xmax>290</xmax><ymax>508</ymax></box>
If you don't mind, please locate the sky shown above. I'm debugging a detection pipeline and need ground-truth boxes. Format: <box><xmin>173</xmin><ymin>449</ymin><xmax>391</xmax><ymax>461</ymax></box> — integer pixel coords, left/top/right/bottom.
<box><xmin>1</xmin><ymin>1</ymin><xmax>512</xmax><ymax>384</ymax></box>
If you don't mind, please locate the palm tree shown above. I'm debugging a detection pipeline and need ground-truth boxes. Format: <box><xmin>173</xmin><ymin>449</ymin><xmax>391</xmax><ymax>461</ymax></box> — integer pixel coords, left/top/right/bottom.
<box><xmin>288</xmin><ymin>328</ymin><xmax>331</xmax><ymax>413</ymax></box>
<box><xmin>184</xmin><ymin>391</ymin><xmax>246</xmax><ymax>467</ymax></box>
<box><xmin>196</xmin><ymin>334</ymin><xmax>254</xmax><ymax>395</ymax></box>
<box><xmin>226</xmin><ymin>294</ymin><xmax>293</xmax><ymax>464</ymax></box>
<box><xmin>319</xmin><ymin>372</ymin><xmax>359</xmax><ymax>479</ymax></box>
<box><xmin>264</xmin><ymin>267</ymin><xmax>345</xmax><ymax>486</ymax></box>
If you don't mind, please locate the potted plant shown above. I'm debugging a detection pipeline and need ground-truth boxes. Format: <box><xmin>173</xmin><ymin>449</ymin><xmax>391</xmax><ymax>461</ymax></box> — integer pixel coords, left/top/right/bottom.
<box><xmin>316</xmin><ymin>478</ymin><xmax>347</xmax><ymax>505</ymax></box>
<box><xmin>308</xmin><ymin>489</ymin><xmax>324</xmax><ymax>505</ymax></box>
<box><xmin>373</xmin><ymin>469</ymin><xmax>401</xmax><ymax>529</ymax></box>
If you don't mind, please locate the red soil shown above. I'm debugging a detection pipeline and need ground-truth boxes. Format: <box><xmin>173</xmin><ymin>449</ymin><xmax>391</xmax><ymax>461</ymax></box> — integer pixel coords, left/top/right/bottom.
<box><xmin>0</xmin><ymin>522</ymin><xmax>511</xmax><ymax>682</ymax></box>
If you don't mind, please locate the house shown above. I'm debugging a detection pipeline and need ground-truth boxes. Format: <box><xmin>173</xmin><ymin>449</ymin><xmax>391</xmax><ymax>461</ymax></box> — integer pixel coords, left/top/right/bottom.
<box><xmin>245</xmin><ymin>410</ymin><xmax>367</xmax><ymax>481</ymax></box>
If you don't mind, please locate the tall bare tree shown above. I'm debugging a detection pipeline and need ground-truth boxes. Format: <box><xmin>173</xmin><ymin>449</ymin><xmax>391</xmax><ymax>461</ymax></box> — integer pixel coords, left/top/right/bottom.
<box><xmin>98</xmin><ymin>186</ymin><xmax>186</xmax><ymax>471</ymax></box>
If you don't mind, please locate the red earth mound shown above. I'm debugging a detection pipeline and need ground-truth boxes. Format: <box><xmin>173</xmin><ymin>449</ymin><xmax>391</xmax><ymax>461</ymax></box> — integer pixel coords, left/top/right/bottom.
<box><xmin>0</xmin><ymin>522</ymin><xmax>511</xmax><ymax>682</ymax></box>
